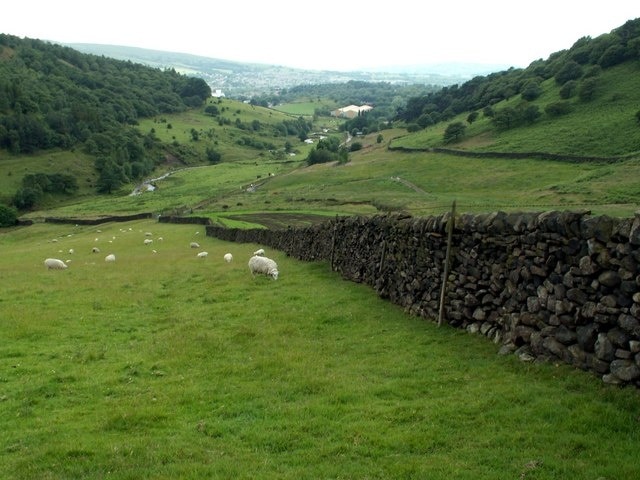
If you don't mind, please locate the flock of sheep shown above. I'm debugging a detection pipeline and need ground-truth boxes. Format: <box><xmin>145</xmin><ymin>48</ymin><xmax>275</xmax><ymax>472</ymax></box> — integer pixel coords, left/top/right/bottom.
<box><xmin>43</xmin><ymin>227</ymin><xmax>279</xmax><ymax>280</ymax></box>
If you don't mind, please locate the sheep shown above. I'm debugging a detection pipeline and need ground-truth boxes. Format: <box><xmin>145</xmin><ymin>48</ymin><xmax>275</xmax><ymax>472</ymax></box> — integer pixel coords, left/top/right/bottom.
<box><xmin>190</xmin><ymin>242</ymin><xmax>200</xmax><ymax>249</ymax></box>
<box><xmin>248</xmin><ymin>255</ymin><xmax>279</xmax><ymax>280</ymax></box>
<box><xmin>223</xmin><ymin>253</ymin><xmax>233</xmax><ymax>263</ymax></box>
<box><xmin>44</xmin><ymin>258</ymin><xmax>68</xmax><ymax>270</ymax></box>
<box><xmin>92</xmin><ymin>247</ymin><xmax>100</xmax><ymax>253</ymax></box>
<box><xmin>144</xmin><ymin>238</ymin><xmax>153</xmax><ymax>245</ymax></box>
<box><xmin>253</xmin><ymin>248</ymin><xmax>265</xmax><ymax>256</ymax></box>
<box><xmin>197</xmin><ymin>251</ymin><xmax>208</xmax><ymax>258</ymax></box>
<box><xmin>105</xmin><ymin>254</ymin><xmax>116</xmax><ymax>262</ymax></box>
<box><xmin>68</xmin><ymin>248</ymin><xmax>74</xmax><ymax>254</ymax></box>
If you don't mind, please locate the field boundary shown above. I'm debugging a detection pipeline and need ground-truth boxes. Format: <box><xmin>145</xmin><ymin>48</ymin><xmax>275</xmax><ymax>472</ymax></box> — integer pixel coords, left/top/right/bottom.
<box><xmin>203</xmin><ymin>210</ymin><xmax>640</xmax><ymax>387</ymax></box>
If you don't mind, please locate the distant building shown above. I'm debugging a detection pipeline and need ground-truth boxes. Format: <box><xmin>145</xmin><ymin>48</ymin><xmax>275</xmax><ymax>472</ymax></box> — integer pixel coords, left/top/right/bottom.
<box><xmin>212</xmin><ymin>89</ymin><xmax>225</xmax><ymax>98</ymax></box>
<box><xmin>331</xmin><ymin>104</ymin><xmax>373</xmax><ymax>119</ymax></box>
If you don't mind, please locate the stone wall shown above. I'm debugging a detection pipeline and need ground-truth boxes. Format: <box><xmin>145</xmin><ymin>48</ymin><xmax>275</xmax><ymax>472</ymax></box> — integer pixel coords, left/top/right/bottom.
<box><xmin>205</xmin><ymin>210</ymin><xmax>640</xmax><ymax>387</ymax></box>
<box><xmin>45</xmin><ymin>212</ymin><xmax>153</xmax><ymax>225</ymax></box>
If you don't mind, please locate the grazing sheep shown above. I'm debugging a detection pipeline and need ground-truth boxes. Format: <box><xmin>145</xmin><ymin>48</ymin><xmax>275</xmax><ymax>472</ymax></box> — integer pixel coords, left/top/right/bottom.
<box><xmin>223</xmin><ymin>253</ymin><xmax>233</xmax><ymax>263</ymax></box>
<box><xmin>92</xmin><ymin>247</ymin><xmax>100</xmax><ymax>253</ymax></box>
<box><xmin>105</xmin><ymin>254</ymin><xmax>116</xmax><ymax>262</ymax></box>
<box><xmin>248</xmin><ymin>255</ymin><xmax>279</xmax><ymax>280</ymax></box>
<box><xmin>68</xmin><ymin>248</ymin><xmax>74</xmax><ymax>254</ymax></box>
<box><xmin>144</xmin><ymin>238</ymin><xmax>153</xmax><ymax>245</ymax></box>
<box><xmin>197</xmin><ymin>251</ymin><xmax>208</xmax><ymax>258</ymax></box>
<box><xmin>44</xmin><ymin>258</ymin><xmax>68</xmax><ymax>270</ymax></box>
<box><xmin>253</xmin><ymin>248</ymin><xmax>265</xmax><ymax>256</ymax></box>
<box><xmin>190</xmin><ymin>242</ymin><xmax>200</xmax><ymax>249</ymax></box>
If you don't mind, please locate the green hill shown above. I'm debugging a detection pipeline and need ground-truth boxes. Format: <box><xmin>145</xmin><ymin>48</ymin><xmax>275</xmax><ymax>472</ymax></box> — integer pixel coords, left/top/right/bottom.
<box><xmin>1</xmin><ymin>20</ymin><xmax>640</xmax><ymax>227</ymax></box>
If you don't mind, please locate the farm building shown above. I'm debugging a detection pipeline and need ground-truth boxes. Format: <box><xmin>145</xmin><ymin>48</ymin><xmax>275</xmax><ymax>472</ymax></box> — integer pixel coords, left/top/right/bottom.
<box><xmin>330</xmin><ymin>104</ymin><xmax>373</xmax><ymax>119</ymax></box>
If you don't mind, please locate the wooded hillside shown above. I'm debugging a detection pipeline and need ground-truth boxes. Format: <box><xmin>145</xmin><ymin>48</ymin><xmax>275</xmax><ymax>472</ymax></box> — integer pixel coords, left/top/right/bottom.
<box><xmin>0</xmin><ymin>34</ymin><xmax>211</xmax><ymax>154</ymax></box>
<box><xmin>396</xmin><ymin>18</ymin><xmax>640</xmax><ymax>127</ymax></box>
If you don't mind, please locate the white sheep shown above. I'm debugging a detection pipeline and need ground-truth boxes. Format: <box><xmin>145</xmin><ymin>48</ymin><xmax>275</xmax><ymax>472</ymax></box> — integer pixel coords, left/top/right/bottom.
<box><xmin>197</xmin><ymin>251</ymin><xmax>208</xmax><ymax>258</ymax></box>
<box><xmin>105</xmin><ymin>254</ymin><xmax>116</xmax><ymax>262</ymax></box>
<box><xmin>144</xmin><ymin>238</ymin><xmax>153</xmax><ymax>245</ymax></box>
<box><xmin>248</xmin><ymin>255</ymin><xmax>279</xmax><ymax>280</ymax></box>
<box><xmin>92</xmin><ymin>247</ymin><xmax>100</xmax><ymax>253</ymax></box>
<box><xmin>44</xmin><ymin>258</ymin><xmax>68</xmax><ymax>270</ymax></box>
<box><xmin>253</xmin><ymin>248</ymin><xmax>265</xmax><ymax>256</ymax></box>
<box><xmin>68</xmin><ymin>248</ymin><xmax>74</xmax><ymax>254</ymax></box>
<box><xmin>223</xmin><ymin>253</ymin><xmax>233</xmax><ymax>263</ymax></box>
<box><xmin>190</xmin><ymin>242</ymin><xmax>200</xmax><ymax>249</ymax></box>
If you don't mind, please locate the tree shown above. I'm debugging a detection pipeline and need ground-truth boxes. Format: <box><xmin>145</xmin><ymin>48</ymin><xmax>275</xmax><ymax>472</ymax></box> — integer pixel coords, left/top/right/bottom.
<box><xmin>466</xmin><ymin>111</ymin><xmax>479</xmax><ymax>124</ymax></box>
<box><xmin>578</xmin><ymin>77</ymin><xmax>598</xmax><ymax>101</ymax></box>
<box><xmin>559</xmin><ymin>80</ymin><xmax>578</xmax><ymax>99</ymax></box>
<box><xmin>96</xmin><ymin>158</ymin><xmax>128</xmax><ymax>194</ymax></box>
<box><xmin>12</xmin><ymin>187</ymin><xmax>39</xmax><ymax>209</ymax></box>
<box><xmin>206</xmin><ymin>147</ymin><xmax>222</xmax><ymax>164</ymax></box>
<box><xmin>520</xmin><ymin>105</ymin><xmax>541</xmax><ymax>124</ymax></box>
<box><xmin>0</xmin><ymin>204</ymin><xmax>18</xmax><ymax>227</ymax></box>
<box><xmin>521</xmin><ymin>79</ymin><xmax>542</xmax><ymax>101</ymax></box>
<box><xmin>545</xmin><ymin>101</ymin><xmax>573</xmax><ymax>117</ymax></box>
<box><xmin>204</xmin><ymin>105</ymin><xmax>220</xmax><ymax>116</ymax></box>
<box><xmin>554</xmin><ymin>60</ymin><xmax>583</xmax><ymax>85</ymax></box>
<box><xmin>492</xmin><ymin>107</ymin><xmax>519</xmax><ymax>130</ymax></box>
<box><xmin>443</xmin><ymin>122</ymin><xmax>466</xmax><ymax>143</ymax></box>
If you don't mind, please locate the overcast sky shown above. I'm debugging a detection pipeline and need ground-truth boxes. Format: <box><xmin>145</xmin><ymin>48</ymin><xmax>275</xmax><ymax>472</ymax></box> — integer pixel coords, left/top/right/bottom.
<box><xmin>2</xmin><ymin>1</ymin><xmax>638</xmax><ymax>71</ymax></box>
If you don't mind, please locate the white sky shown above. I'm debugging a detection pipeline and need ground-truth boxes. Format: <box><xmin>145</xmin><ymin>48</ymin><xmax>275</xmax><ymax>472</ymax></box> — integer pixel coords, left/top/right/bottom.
<box><xmin>1</xmin><ymin>1</ymin><xmax>638</xmax><ymax>71</ymax></box>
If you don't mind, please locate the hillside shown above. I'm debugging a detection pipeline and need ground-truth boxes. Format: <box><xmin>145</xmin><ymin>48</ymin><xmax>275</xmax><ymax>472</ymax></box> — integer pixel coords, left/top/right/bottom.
<box><xmin>391</xmin><ymin>17</ymin><xmax>640</xmax><ymax>158</ymax></box>
<box><xmin>1</xmin><ymin>20</ymin><xmax>640</xmax><ymax>227</ymax></box>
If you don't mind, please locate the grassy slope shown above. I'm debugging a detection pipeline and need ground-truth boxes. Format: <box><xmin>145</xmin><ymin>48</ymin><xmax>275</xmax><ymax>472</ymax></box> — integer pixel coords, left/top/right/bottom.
<box><xmin>0</xmin><ymin>220</ymin><xmax>638</xmax><ymax>479</ymax></box>
<box><xmin>391</xmin><ymin>62</ymin><xmax>640</xmax><ymax>158</ymax></box>
<box><xmin>3</xmin><ymin>62</ymin><xmax>640</xmax><ymax>224</ymax></box>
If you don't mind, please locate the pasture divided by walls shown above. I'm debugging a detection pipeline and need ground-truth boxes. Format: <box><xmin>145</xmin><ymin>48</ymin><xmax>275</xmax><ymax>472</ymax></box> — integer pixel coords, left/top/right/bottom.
<box><xmin>204</xmin><ymin>210</ymin><xmax>640</xmax><ymax>387</ymax></box>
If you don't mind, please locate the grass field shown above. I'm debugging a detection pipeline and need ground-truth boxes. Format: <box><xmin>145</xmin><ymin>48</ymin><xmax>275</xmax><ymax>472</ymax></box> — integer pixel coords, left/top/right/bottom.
<box><xmin>1</xmin><ymin>219</ymin><xmax>639</xmax><ymax>479</ymax></box>
<box><xmin>17</xmin><ymin>124</ymin><xmax>640</xmax><ymax>225</ymax></box>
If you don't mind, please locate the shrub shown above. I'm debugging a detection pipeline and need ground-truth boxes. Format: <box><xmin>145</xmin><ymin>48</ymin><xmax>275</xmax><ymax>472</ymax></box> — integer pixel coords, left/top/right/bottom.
<box><xmin>545</xmin><ymin>101</ymin><xmax>573</xmax><ymax>117</ymax></box>
<box><xmin>0</xmin><ymin>204</ymin><xmax>18</xmax><ymax>226</ymax></box>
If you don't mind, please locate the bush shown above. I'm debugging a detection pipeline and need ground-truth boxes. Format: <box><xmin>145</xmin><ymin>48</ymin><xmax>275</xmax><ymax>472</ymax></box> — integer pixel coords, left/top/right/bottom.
<box><xmin>0</xmin><ymin>204</ymin><xmax>18</xmax><ymax>227</ymax></box>
<box><xmin>545</xmin><ymin>101</ymin><xmax>573</xmax><ymax>117</ymax></box>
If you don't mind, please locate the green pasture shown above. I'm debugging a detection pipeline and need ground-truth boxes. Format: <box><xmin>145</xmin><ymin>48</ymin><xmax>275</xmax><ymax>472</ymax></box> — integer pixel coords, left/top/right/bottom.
<box><xmin>0</xmin><ymin>219</ymin><xmax>639</xmax><ymax>479</ymax></box>
<box><xmin>271</xmin><ymin>99</ymin><xmax>336</xmax><ymax>116</ymax></box>
<box><xmin>0</xmin><ymin>150</ymin><xmax>97</xmax><ymax>205</ymax></box>
<box><xmin>19</xmin><ymin>135</ymin><xmax>640</xmax><ymax>223</ymax></box>
<box><xmin>137</xmin><ymin>98</ymin><xmax>317</xmax><ymax>164</ymax></box>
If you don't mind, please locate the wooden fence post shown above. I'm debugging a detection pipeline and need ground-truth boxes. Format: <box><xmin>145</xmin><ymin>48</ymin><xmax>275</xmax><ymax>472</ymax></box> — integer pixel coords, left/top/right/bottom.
<box><xmin>330</xmin><ymin>216</ymin><xmax>337</xmax><ymax>271</ymax></box>
<box><xmin>438</xmin><ymin>200</ymin><xmax>456</xmax><ymax>327</ymax></box>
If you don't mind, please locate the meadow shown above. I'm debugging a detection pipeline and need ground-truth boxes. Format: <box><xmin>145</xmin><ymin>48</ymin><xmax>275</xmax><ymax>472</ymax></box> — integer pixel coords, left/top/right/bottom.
<box><xmin>1</xmin><ymin>219</ymin><xmax>639</xmax><ymax>479</ymax></box>
<box><xmin>20</xmin><ymin>129</ymin><xmax>640</xmax><ymax>224</ymax></box>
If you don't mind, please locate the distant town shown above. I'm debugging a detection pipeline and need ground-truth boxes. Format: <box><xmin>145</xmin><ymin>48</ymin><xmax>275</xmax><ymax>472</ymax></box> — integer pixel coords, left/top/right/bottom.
<box><xmin>68</xmin><ymin>43</ymin><xmax>509</xmax><ymax>98</ymax></box>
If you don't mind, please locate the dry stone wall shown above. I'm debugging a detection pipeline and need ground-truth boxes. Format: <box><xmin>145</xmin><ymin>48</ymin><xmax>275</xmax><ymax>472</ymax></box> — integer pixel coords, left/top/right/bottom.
<box><xmin>205</xmin><ymin>210</ymin><xmax>640</xmax><ymax>387</ymax></box>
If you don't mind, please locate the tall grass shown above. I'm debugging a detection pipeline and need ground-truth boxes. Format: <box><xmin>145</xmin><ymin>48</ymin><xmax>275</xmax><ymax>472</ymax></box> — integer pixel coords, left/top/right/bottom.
<box><xmin>1</xmin><ymin>220</ymin><xmax>639</xmax><ymax>479</ymax></box>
